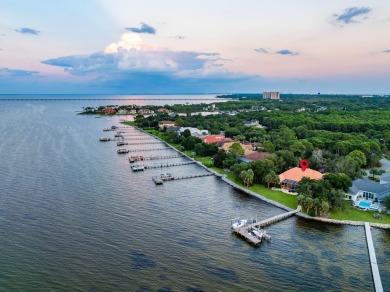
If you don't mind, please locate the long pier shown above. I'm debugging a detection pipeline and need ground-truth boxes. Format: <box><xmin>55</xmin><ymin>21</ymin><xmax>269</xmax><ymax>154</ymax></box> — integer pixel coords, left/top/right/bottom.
<box><xmin>127</xmin><ymin>147</ymin><xmax>172</xmax><ymax>152</ymax></box>
<box><xmin>118</xmin><ymin>137</ymin><xmax>155</xmax><ymax>140</ymax></box>
<box><xmin>129</xmin><ymin>154</ymin><xmax>183</xmax><ymax>162</ymax></box>
<box><xmin>365</xmin><ymin>223</ymin><xmax>383</xmax><ymax>292</ymax></box>
<box><xmin>131</xmin><ymin>161</ymin><xmax>196</xmax><ymax>169</ymax></box>
<box><xmin>123</xmin><ymin>141</ymin><xmax>163</xmax><ymax>145</ymax></box>
<box><xmin>153</xmin><ymin>173</ymin><xmax>214</xmax><ymax>184</ymax></box>
<box><xmin>248</xmin><ymin>207</ymin><xmax>300</xmax><ymax>229</ymax></box>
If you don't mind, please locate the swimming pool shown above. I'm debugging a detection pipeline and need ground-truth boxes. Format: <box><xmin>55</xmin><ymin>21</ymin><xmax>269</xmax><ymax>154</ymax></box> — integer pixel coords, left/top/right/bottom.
<box><xmin>357</xmin><ymin>200</ymin><xmax>371</xmax><ymax>208</ymax></box>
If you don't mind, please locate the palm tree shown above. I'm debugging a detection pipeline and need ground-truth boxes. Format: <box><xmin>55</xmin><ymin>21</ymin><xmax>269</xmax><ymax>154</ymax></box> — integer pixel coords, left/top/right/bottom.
<box><xmin>313</xmin><ymin>198</ymin><xmax>321</xmax><ymax>216</ymax></box>
<box><xmin>304</xmin><ymin>196</ymin><xmax>314</xmax><ymax>214</ymax></box>
<box><xmin>320</xmin><ymin>200</ymin><xmax>330</xmax><ymax>216</ymax></box>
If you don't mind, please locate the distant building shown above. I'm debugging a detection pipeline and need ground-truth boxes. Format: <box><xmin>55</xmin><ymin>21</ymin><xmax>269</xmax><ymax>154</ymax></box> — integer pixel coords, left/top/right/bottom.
<box><xmin>203</xmin><ymin>135</ymin><xmax>232</xmax><ymax>144</ymax></box>
<box><xmin>157</xmin><ymin>108</ymin><xmax>172</xmax><ymax>114</ymax></box>
<box><xmin>238</xmin><ymin>152</ymin><xmax>270</xmax><ymax>163</ymax></box>
<box><xmin>99</xmin><ymin>107</ymin><xmax>116</xmax><ymax>115</ymax></box>
<box><xmin>244</xmin><ymin>120</ymin><xmax>260</xmax><ymax>127</ymax></box>
<box><xmin>159</xmin><ymin>121</ymin><xmax>176</xmax><ymax>129</ymax></box>
<box><xmin>263</xmin><ymin>91</ymin><xmax>280</xmax><ymax>100</ymax></box>
<box><xmin>179</xmin><ymin>127</ymin><xmax>209</xmax><ymax>137</ymax></box>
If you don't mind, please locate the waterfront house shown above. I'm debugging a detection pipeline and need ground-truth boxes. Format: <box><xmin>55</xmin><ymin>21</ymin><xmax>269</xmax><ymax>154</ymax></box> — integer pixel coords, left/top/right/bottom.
<box><xmin>99</xmin><ymin>107</ymin><xmax>116</xmax><ymax>115</ymax></box>
<box><xmin>346</xmin><ymin>179</ymin><xmax>390</xmax><ymax>206</ymax></box>
<box><xmin>159</xmin><ymin>121</ymin><xmax>176</xmax><ymax>129</ymax></box>
<box><xmin>203</xmin><ymin>135</ymin><xmax>233</xmax><ymax>144</ymax></box>
<box><xmin>279</xmin><ymin>167</ymin><xmax>324</xmax><ymax>190</ymax></box>
<box><xmin>157</xmin><ymin>108</ymin><xmax>171</xmax><ymax>113</ymax></box>
<box><xmin>243</xmin><ymin>120</ymin><xmax>260</xmax><ymax>127</ymax></box>
<box><xmin>220</xmin><ymin>141</ymin><xmax>253</xmax><ymax>156</ymax></box>
<box><xmin>138</xmin><ymin>108</ymin><xmax>155</xmax><ymax>115</ymax></box>
<box><xmin>179</xmin><ymin>127</ymin><xmax>209</xmax><ymax>137</ymax></box>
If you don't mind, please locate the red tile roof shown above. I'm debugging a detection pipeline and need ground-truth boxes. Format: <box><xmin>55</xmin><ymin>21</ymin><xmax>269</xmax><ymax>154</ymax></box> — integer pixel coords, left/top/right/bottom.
<box><xmin>279</xmin><ymin>167</ymin><xmax>324</xmax><ymax>183</ymax></box>
<box><xmin>203</xmin><ymin>135</ymin><xmax>233</xmax><ymax>144</ymax></box>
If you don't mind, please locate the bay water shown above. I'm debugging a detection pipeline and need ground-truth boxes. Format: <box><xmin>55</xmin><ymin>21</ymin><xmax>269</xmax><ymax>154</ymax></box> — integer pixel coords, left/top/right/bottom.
<box><xmin>0</xmin><ymin>96</ymin><xmax>389</xmax><ymax>291</ymax></box>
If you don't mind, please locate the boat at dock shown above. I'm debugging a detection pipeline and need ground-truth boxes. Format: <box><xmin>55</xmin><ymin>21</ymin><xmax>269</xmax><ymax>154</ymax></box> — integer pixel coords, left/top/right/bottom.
<box><xmin>117</xmin><ymin>149</ymin><xmax>129</xmax><ymax>154</ymax></box>
<box><xmin>231</xmin><ymin>218</ymin><xmax>248</xmax><ymax>230</ymax></box>
<box><xmin>131</xmin><ymin>165</ymin><xmax>145</xmax><ymax>172</ymax></box>
<box><xmin>99</xmin><ymin>137</ymin><xmax>111</xmax><ymax>142</ymax></box>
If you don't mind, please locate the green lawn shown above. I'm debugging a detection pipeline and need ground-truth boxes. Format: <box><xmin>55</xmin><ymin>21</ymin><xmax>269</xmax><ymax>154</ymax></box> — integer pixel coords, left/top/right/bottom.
<box><xmin>211</xmin><ymin>168</ymin><xmax>297</xmax><ymax>209</ymax></box>
<box><xmin>329</xmin><ymin>205</ymin><xmax>390</xmax><ymax>224</ymax></box>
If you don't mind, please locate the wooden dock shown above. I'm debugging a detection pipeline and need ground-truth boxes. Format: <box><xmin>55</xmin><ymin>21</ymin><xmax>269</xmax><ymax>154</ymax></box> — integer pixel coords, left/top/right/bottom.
<box><xmin>152</xmin><ymin>172</ymin><xmax>214</xmax><ymax>184</ymax></box>
<box><xmin>232</xmin><ymin>207</ymin><xmax>300</xmax><ymax>245</ymax></box>
<box><xmin>127</xmin><ymin>147</ymin><xmax>172</xmax><ymax>152</ymax></box>
<box><xmin>365</xmin><ymin>222</ymin><xmax>383</xmax><ymax>292</ymax></box>
<box><xmin>128</xmin><ymin>154</ymin><xmax>183</xmax><ymax>163</ymax></box>
<box><xmin>234</xmin><ymin>228</ymin><xmax>261</xmax><ymax>245</ymax></box>
<box><xmin>248</xmin><ymin>207</ymin><xmax>300</xmax><ymax>229</ymax></box>
<box><xmin>123</xmin><ymin>141</ymin><xmax>163</xmax><ymax>145</ymax></box>
<box><xmin>132</xmin><ymin>161</ymin><xmax>196</xmax><ymax>170</ymax></box>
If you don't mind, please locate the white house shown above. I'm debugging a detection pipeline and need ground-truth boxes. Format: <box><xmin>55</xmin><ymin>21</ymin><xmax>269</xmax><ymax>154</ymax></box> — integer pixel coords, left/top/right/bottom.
<box><xmin>346</xmin><ymin>179</ymin><xmax>390</xmax><ymax>210</ymax></box>
<box><xmin>179</xmin><ymin>127</ymin><xmax>209</xmax><ymax>137</ymax></box>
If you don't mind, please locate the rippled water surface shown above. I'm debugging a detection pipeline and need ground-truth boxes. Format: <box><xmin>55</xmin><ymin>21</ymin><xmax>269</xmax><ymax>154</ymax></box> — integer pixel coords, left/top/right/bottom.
<box><xmin>0</xmin><ymin>97</ymin><xmax>389</xmax><ymax>291</ymax></box>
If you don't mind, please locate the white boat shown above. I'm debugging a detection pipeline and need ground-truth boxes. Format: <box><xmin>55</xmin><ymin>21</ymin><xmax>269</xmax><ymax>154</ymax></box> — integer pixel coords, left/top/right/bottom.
<box><xmin>231</xmin><ymin>218</ymin><xmax>247</xmax><ymax>230</ymax></box>
<box><xmin>251</xmin><ymin>229</ymin><xmax>263</xmax><ymax>239</ymax></box>
<box><xmin>103</xmin><ymin>128</ymin><xmax>110</xmax><ymax>131</ymax></box>
<box><xmin>99</xmin><ymin>137</ymin><xmax>110</xmax><ymax>142</ymax></box>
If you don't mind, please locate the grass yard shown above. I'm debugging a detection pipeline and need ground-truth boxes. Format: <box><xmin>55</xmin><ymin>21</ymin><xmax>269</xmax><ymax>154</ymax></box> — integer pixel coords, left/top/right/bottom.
<box><xmin>329</xmin><ymin>205</ymin><xmax>390</xmax><ymax>224</ymax></box>
<box><xmin>211</xmin><ymin>168</ymin><xmax>297</xmax><ymax>209</ymax></box>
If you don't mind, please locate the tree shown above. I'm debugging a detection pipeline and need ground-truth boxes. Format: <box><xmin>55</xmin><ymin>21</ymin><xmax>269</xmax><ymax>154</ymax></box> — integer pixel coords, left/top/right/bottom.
<box><xmin>231</xmin><ymin>163</ymin><xmax>249</xmax><ymax>180</ymax></box>
<box><xmin>304</xmin><ymin>196</ymin><xmax>314</xmax><ymax>214</ymax></box>
<box><xmin>240</xmin><ymin>169</ymin><xmax>254</xmax><ymax>187</ymax></box>
<box><xmin>229</xmin><ymin>142</ymin><xmax>245</xmax><ymax>158</ymax></box>
<box><xmin>222</xmin><ymin>153</ymin><xmax>238</xmax><ymax>169</ymax></box>
<box><xmin>181</xmin><ymin>136</ymin><xmax>202</xmax><ymax>150</ymax></box>
<box><xmin>346</xmin><ymin>150</ymin><xmax>367</xmax><ymax>167</ymax></box>
<box><xmin>313</xmin><ymin>198</ymin><xmax>321</xmax><ymax>216</ymax></box>
<box><xmin>264</xmin><ymin>171</ymin><xmax>279</xmax><ymax>188</ymax></box>
<box><xmin>182</xmin><ymin>129</ymin><xmax>191</xmax><ymax>138</ymax></box>
<box><xmin>175</xmin><ymin>118</ymin><xmax>185</xmax><ymax>126</ymax></box>
<box><xmin>262</xmin><ymin>141</ymin><xmax>275</xmax><ymax>153</ymax></box>
<box><xmin>369</xmin><ymin>168</ymin><xmax>385</xmax><ymax>179</ymax></box>
<box><xmin>324</xmin><ymin>173</ymin><xmax>352</xmax><ymax>192</ymax></box>
<box><xmin>384</xmin><ymin>196</ymin><xmax>390</xmax><ymax>210</ymax></box>
<box><xmin>320</xmin><ymin>200</ymin><xmax>330</xmax><ymax>216</ymax></box>
<box><xmin>213</xmin><ymin>150</ymin><xmax>227</xmax><ymax>168</ymax></box>
<box><xmin>251</xmin><ymin>158</ymin><xmax>277</xmax><ymax>183</ymax></box>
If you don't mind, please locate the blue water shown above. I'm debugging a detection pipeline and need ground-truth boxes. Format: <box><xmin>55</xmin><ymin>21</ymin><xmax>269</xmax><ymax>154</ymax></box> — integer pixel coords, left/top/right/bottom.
<box><xmin>0</xmin><ymin>95</ymin><xmax>389</xmax><ymax>291</ymax></box>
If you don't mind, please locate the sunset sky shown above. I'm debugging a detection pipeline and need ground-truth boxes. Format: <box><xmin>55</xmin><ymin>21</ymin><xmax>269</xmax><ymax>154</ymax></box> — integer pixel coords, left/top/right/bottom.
<box><xmin>1</xmin><ymin>0</ymin><xmax>390</xmax><ymax>94</ymax></box>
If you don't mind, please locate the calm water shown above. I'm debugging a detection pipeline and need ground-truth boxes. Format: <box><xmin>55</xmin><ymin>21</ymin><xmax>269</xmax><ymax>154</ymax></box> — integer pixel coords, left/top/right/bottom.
<box><xmin>0</xmin><ymin>96</ymin><xmax>389</xmax><ymax>291</ymax></box>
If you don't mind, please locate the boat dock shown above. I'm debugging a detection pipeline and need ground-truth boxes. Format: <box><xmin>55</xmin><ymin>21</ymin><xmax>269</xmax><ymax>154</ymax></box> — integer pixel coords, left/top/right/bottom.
<box><xmin>365</xmin><ymin>222</ymin><xmax>383</xmax><ymax>292</ymax></box>
<box><xmin>247</xmin><ymin>207</ymin><xmax>300</xmax><ymax>229</ymax></box>
<box><xmin>152</xmin><ymin>172</ymin><xmax>214</xmax><ymax>184</ymax></box>
<box><xmin>132</xmin><ymin>161</ymin><xmax>196</xmax><ymax>171</ymax></box>
<box><xmin>127</xmin><ymin>147</ymin><xmax>172</xmax><ymax>152</ymax></box>
<box><xmin>117</xmin><ymin>137</ymin><xmax>155</xmax><ymax>140</ymax></box>
<box><xmin>122</xmin><ymin>141</ymin><xmax>163</xmax><ymax>145</ymax></box>
<box><xmin>232</xmin><ymin>207</ymin><xmax>300</xmax><ymax>245</ymax></box>
<box><xmin>128</xmin><ymin>154</ymin><xmax>183</xmax><ymax>163</ymax></box>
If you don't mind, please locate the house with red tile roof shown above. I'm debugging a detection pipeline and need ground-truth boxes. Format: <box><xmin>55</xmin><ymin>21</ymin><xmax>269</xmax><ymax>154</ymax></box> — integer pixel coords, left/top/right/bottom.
<box><xmin>279</xmin><ymin>167</ymin><xmax>324</xmax><ymax>190</ymax></box>
<box><xmin>203</xmin><ymin>135</ymin><xmax>233</xmax><ymax>144</ymax></box>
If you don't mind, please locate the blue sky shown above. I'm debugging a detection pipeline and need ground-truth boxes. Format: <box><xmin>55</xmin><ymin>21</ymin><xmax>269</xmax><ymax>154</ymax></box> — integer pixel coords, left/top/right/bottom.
<box><xmin>1</xmin><ymin>0</ymin><xmax>390</xmax><ymax>94</ymax></box>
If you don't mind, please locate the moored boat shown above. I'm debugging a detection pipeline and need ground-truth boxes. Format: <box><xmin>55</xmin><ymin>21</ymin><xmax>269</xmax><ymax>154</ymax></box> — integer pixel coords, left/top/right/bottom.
<box><xmin>99</xmin><ymin>137</ymin><xmax>110</xmax><ymax>142</ymax></box>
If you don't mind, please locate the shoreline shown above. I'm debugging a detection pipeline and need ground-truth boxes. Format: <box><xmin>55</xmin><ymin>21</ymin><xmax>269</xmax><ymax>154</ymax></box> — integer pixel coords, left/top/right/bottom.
<box><xmin>132</xmin><ymin>124</ymin><xmax>390</xmax><ymax>230</ymax></box>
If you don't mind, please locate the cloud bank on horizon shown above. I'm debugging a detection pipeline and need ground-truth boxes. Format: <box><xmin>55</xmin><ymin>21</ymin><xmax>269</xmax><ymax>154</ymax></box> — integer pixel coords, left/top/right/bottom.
<box><xmin>1</xmin><ymin>0</ymin><xmax>390</xmax><ymax>94</ymax></box>
<box><xmin>40</xmin><ymin>32</ymin><xmax>260</xmax><ymax>93</ymax></box>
